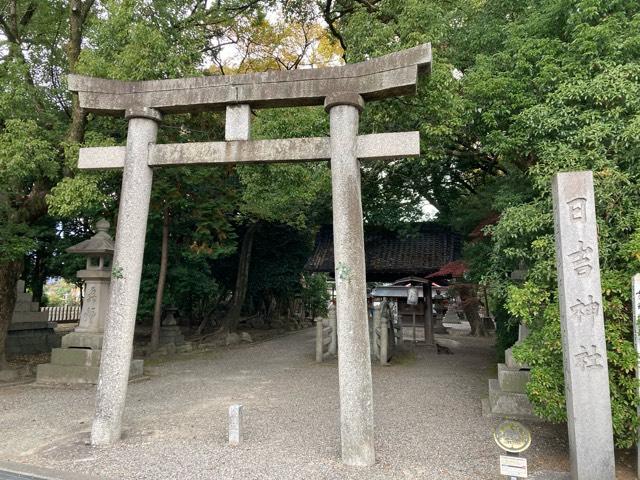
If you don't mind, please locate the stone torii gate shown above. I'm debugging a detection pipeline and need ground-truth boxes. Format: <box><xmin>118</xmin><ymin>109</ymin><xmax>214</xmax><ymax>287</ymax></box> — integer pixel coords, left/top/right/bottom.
<box><xmin>69</xmin><ymin>43</ymin><xmax>431</xmax><ymax>466</ymax></box>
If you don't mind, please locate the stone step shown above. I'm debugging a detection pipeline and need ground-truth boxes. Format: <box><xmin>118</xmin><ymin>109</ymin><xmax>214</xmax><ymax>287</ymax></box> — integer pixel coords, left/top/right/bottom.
<box><xmin>498</xmin><ymin>363</ymin><xmax>530</xmax><ymax>393</ymax></box>
<box><xmin>12</xmin><ymin>302</ymin><xmax>41</xmax><ymax>312</ymax></box>
<box><xmin>10</xmin><ymin>311</ymin><xmax>49</xmax><ymax>325</ymax></box>
<box><xmin>8</xmin><ymin>320</ymin><xmax>50</xmax><ymax>331</ymax></box>
<box><xmin>488</xmin><ymin>378</ymin><xmax>535</xmax><ymax>417</ymax></box>
<box><xmin>62</xmin><ymin>332</ymin><xmax>103</xmax><ymax>350</ymax></box>
<box><xmin>481</xmin><ymin>398</ymin><xmax>540</xmax><ymax>422</ymax></box>
<box><xmin>36</xmin><ymin>363</ymin><xmax>101</xmax><ymax>384</ymax></box>
<box><xmin>505</xmin><ymin>347</ymin><xmax>530</xmax><ymax>370</ymax></box>
<box><xmin>51</xmin><ymin>348</ymin><xmax>102</xmax><ymax>367</ymax></box>
<box><xmin>6</xmin><ymin>328</ymin><xmax>60</xmax><ymax>355</ymax></box>
<box><xmin>37</xmin><ymin>359</ymin><xmax>144</xmax><ymax>385</ymax></box>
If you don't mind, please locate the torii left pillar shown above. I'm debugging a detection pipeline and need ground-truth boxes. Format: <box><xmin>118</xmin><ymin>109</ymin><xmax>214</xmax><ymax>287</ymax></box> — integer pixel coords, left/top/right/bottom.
<box><xmin>91</xmin><ymin>107</ymin><xmax>162</xmax><ymax>445</ymax></box>
<box><xmin>325</xmin><ymin>93</ymin><xmax>374</xmax><ymax>466</ymax></box>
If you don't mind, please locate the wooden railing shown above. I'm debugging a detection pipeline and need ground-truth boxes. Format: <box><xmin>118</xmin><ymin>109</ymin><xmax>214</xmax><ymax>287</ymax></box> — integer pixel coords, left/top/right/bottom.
<box><xmin>41</xmin><ymin>305</ymin><xmax>81</xmax><ymax>323</ymax></box>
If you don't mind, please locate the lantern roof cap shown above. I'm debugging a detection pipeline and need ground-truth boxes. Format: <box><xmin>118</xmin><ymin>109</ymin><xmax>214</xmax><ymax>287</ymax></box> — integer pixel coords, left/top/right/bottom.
<box><xmin>66</xmin><ymin>218</ymin><xmax>114</xmax><ymax>256</ymax></box>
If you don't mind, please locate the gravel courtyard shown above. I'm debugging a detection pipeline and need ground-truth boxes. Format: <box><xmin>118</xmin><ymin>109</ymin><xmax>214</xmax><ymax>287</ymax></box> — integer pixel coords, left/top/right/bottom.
<box><xmin>0</xmin><ymin>328</ymin><xmax>573</xmax><ymax>479</ymax></box>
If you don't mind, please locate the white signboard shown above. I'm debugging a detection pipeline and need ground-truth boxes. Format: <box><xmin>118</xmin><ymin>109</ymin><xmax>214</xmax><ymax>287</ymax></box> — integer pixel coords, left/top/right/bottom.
<box><xmin>500</xmin><ymin>455</ymin><xmax>527</xmax><ymax>478</ymax></box>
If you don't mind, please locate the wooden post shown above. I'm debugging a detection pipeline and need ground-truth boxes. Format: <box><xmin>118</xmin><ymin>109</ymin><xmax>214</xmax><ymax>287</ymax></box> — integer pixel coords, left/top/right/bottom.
<box><xmin>424</xmin><ymin>281</ymin><xmax>434</xmax><ymax>346</ymax></box>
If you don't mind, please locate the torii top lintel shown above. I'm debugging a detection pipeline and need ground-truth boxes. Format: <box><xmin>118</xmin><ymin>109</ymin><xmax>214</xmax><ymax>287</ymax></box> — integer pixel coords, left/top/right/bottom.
<box><xmin>68</xmin><ymin>44</ymin><xmax>431</xmax><ymax>115</ymax></box>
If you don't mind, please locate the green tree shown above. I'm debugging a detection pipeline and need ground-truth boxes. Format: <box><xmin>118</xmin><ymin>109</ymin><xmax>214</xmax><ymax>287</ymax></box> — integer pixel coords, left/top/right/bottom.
<box><xmin>0</xmin><ymin>0</ymin><xmax>273</xmax><ymax>367</ymax></box>
<box><xmin>212</xmin><ymin>10</ymin><xmax>340</xmax><ymax>333</ymax></box>
<box><xmin>326</xmin><ymin>0</ymin><xmax>640</xmax><ymax>447</ymax></box>
<box><xmin>467</xmin><ymin>0</ymin><xmax>640</xmax><ymax>447</ymax></box>
<box><xmin>0</xmin><ymin>0</ymin><xmax>98</xmax><ymax>367</ymax></box>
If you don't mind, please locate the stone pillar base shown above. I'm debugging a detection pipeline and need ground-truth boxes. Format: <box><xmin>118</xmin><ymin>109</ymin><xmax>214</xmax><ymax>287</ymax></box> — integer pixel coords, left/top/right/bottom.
<box><xmin>36</xmin><ymin>348</ymin><xmax>143</xmax><ymax>385</ymax></box>
<box><xmin>6</xmin><ymin>323</ymin><xmax>59</xmax><ymax>356</ymax></box>
<box><xmin>37</xmin><ymin>331</ymin><xmax>144</xmax><ymax>385</ymax></box>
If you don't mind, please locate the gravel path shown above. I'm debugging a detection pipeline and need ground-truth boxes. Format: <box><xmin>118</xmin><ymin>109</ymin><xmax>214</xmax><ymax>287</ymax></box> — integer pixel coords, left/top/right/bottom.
<box><xmin>0</xmin><ymin>328</ymin><xmax>570</xmax><ymax>479</ymax></box>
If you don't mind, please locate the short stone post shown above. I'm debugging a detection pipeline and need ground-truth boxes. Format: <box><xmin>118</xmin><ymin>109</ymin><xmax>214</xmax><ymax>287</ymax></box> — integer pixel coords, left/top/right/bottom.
<box><xmin>632</xmin><ymin>273</ymin><xmax>640</xmax><ymax>478</ymax></box>
<box><xmin>552</xmin><ymin>171</ymin><xmax>615</xmax><ymax>480</ymax></box>
<box><xmin>380</xmin><ymin>311</ymin><xmax>389</xmax><ymax>366</ymax></box>
<box><xmin>371</xmin><ymin>305</ymin><xmax>380</xmax><ymax>359</ymax></box>
<box><xmin>91</xmin><ymin>108</ymin><xmax>162</xmax><ymax>446</ymax></box>
<box><xmin>328</xmin><ymin>303</ymin><xmax>337</xmax><ymax>356</ymax></box>
<box><xmin>316</xmin><ymin>318</ymin><xmax>324</xmax><ymax>363</ymax></box>
<box><xmin>229</xmin><ymin>404</ymin><xmax>243</xmax><ymax>445</ymax></box>
<box><xmin>325</xmin><ymin>92</ymin><xmax>375</xmax><ymax>467</ymax></box>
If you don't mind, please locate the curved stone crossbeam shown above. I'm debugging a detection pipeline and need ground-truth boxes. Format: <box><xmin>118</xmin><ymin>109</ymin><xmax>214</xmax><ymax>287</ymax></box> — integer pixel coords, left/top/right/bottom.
<box><xmin>68</xmin><ymin>44</ymin><xmax>431</xmax><ymax>115</ymax></box>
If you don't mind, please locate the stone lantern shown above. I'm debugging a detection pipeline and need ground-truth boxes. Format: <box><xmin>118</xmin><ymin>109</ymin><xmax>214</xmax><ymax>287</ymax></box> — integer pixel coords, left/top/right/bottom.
<box><xmin>37</xmin><ymin>219</ymin><xmax>143</xmax><ymax>384</ymax></box>
<box><xmin>63</xmin><ymin>218</ymin><xmax>113</xmax><ymax>344</ymax></box>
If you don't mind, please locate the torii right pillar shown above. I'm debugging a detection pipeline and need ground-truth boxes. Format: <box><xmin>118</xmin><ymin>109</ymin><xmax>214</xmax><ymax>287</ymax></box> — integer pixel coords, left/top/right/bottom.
<box><xmin>325</xmin><ymin>93</ymin><xmax>375</xmax><ymax>466</ymax></box>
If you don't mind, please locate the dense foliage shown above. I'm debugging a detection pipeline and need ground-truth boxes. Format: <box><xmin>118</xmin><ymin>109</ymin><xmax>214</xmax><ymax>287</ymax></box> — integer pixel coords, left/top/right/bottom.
<box><xmin>472</xmin><ymin>0</ymin><xmax>640</xmax><ymax>448</ymax></box>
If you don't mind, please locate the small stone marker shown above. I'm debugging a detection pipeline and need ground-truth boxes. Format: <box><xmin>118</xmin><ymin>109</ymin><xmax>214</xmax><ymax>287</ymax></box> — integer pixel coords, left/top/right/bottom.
<box><xmin>632</xmin><ymin>273</ymin><xmax>640</xmax><ymax>478</ymax></box>
<box><xmin>552</xmin><ymin>171</ymin><xmax>615</xmax><ymax>480</ymax></box>
<box><xmin>229</xmin><ymin>404</ymin><xmax>243</xmax><ymax>446</ymax></box>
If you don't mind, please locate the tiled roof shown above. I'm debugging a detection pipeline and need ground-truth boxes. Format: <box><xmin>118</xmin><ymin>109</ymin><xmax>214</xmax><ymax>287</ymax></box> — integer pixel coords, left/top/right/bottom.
<box><xmin>305</xmin><ymin>224</ymin><xmax>462</xmax><ymax>282</ymax></box>
<box><xmin>426</xmin><ymin>260</ymin><xmax>468</xmax><ymax>279</ymax></box>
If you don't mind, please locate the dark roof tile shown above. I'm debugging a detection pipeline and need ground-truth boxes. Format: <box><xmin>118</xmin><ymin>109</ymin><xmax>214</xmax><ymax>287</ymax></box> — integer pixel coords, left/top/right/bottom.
<box><xmin>305</xmin><ymin>224</ymin><xmax>461</xmax><ymax>282</ymax></box>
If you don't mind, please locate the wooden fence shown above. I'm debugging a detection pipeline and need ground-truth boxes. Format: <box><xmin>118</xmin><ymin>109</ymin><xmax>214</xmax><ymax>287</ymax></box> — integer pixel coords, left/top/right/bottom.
<box><xmin>41</xmin><ymin>305</ymin><xmax>81</xmax><ymax>323</ymax></box>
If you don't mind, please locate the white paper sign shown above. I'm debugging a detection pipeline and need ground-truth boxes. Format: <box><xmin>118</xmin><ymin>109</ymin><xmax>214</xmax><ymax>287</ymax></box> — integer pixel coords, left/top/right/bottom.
<box><xmin>500</xmin><ymin>455</ymin><xmax>527</xmax><ymax>478</ymax></box>
<box><xmin>407</xmin><ymin>286</ymin><xmax>419</xmax><ymax>305</ymax></box>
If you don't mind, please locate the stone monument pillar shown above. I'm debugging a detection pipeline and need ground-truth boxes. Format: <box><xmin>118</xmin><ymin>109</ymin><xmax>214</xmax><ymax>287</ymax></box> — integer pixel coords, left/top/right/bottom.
<box><xmin>325</xmin><ymin>92</ymin><xmax>375</xmax><ymax>467</ymax></box>
<box><xmin>37</xmin><ymin>219</ymin><xmax>143</xmax><ymax>385</ymax></box>
<box><xmin>552</xmin><ymin>171</ymin><xmax>615</xmax><ymax>480</ymax></box>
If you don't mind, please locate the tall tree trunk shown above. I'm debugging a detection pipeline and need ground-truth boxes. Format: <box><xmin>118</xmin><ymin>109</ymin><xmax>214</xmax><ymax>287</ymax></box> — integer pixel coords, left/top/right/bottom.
<box><xmin>0</xmin><ymin>261</ymin><xmax>23</xmax><ymax>368</ymax></box>
<box><xmin>66</xmin><ymin>0</ymin><xmax>94</xmax><ymax>146</ymax></box>
<box><xmin>221</xmin><ymin>223</ymin><xmax>257</xmax><ymax>334</ymax></box>
<box><xmin>29</xmin><ymin>249</ymin><xmax>47</xmax><ymax>305</ymax></box>
<box><xmin>149</xmin><ymin>205</ymin><xmax>170</xmax><ymax>352</ymax></box>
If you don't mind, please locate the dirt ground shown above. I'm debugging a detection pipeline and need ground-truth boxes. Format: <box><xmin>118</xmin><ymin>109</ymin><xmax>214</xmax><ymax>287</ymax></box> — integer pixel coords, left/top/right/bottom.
<box><xmin>0</xmin><ymin>327</ymin><xmax>636</xmax><ymax>479</ymax></box>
